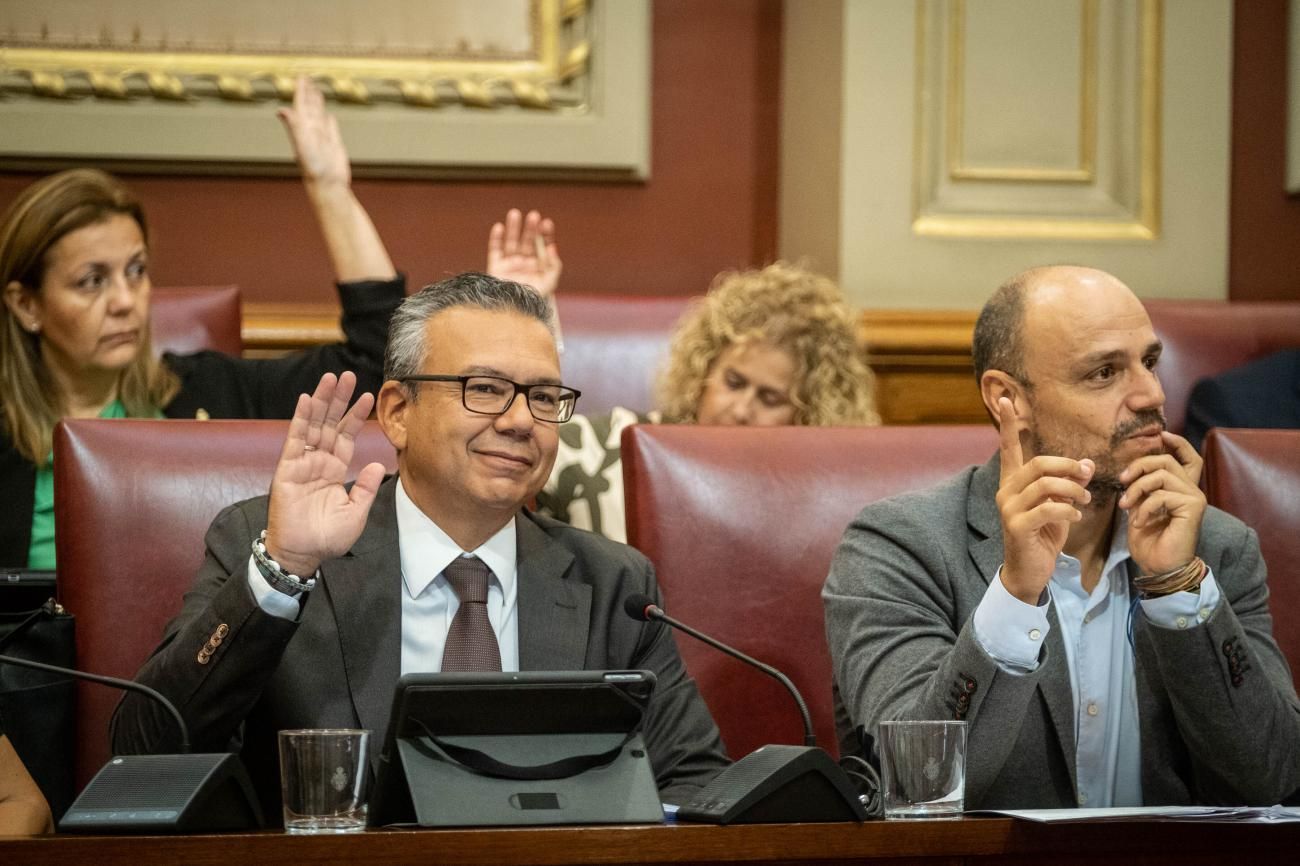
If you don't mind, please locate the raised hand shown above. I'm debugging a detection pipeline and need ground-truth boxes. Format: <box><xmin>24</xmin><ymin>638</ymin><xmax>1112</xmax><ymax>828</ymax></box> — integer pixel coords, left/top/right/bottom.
<box><xmin>994</xmin><ymin>397</ymin><xmax>1094</xmax><ymax>604</ymax></box>
<box><xmin>278</xmin><ymin>75</ymin><xmax>350</xmax><ymax>189</ymax></box>
<box><xmin>486</xmin><ymin>208</ymin><xmax>562</xmax><ymax>299</ymax></box>
<box><xmin>264</xmin><ymin>372</ymin><xmax>386</xmax><ymax>576</ymax></box>
<box><xmin>1118</xmin><ymin>431</ymin><xmax>1206</xmax><ymax>575</ymax></box>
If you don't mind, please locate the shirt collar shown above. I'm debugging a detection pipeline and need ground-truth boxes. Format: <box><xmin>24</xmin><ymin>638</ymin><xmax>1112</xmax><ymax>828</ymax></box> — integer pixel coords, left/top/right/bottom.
<box><xmin>394</xmin><ymin>477</ymin><xmax>518</xmax><ymax>599</ymax></box>
<box><xmin>1052</xmin><ymin>510</ymin><xmax>1132</xmax><ymax>598</ymax></box>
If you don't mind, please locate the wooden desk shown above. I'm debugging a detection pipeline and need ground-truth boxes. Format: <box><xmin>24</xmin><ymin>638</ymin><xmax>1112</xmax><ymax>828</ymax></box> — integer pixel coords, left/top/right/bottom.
<box><xmin>3</xmin><ymin>817</ymin><xmax>1298</xmax><ymax>866</ymax></box>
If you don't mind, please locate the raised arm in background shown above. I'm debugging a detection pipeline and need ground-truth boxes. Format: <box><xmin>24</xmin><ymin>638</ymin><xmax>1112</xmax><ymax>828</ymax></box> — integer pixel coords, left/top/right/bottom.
<box><xmin>486</xmin><ymin>208</ymin><xmax>561</xmax><ymax>300</ymax></box>
<box><xmin>278</xmin><ymin>76</ymin><xmax>396</xmax><ymax>283</ymax></box>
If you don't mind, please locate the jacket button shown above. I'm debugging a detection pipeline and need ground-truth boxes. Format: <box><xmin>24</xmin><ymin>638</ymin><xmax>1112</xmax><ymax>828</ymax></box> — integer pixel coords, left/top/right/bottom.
<box><xmin>197</xmin><ymin>650</ymin><xmax>211</xmax><ymax>665</ymax></box>
<box><xmin>215</xmin><ymin>624</ymin><xmax>230</xmax><ymax>638</ymax></box>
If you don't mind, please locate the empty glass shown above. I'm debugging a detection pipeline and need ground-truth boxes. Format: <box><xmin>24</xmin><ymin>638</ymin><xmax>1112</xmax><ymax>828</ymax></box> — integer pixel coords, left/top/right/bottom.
<box><xmin>878</xmin><ymin>720</ymin><xmax>966</xmax><ymax>819</ymax></box>
<box><xmin>278</xmin><ymin>728</ymin><xmax>370</xmax><ymax>833</ymax></box>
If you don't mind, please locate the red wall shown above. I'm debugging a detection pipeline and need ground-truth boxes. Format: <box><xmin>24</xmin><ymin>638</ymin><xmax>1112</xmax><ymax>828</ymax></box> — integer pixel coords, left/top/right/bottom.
<box><xmin>0</xmin><ymin>0</ymin><xmax>782</xmax><ymax>303</ymax></box>
<box><xmin>1230</xmin><ymin>0</ymin><xmax>1300</xmax><ymax>301</ymax></box>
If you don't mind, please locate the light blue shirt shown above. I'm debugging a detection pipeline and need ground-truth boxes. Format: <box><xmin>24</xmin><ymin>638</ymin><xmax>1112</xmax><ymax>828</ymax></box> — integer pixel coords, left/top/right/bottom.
<box><xmin>973</xmin><ymin>517</ymin><xmax>1222</xmax><ymax>807</ymax></box>
<box><xmin>247</xmin><ymin>477</ymin><xmax>521</xmax><ymax>673</ymax></box>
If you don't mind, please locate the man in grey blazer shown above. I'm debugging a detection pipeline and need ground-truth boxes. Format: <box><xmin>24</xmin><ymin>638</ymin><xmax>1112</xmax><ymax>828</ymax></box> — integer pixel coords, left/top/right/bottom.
<box><xmin>113</xmin><ymin>274</ymin><xmax>729</xmax><ymax>818</ymax></box>
<box><xmin>825</xmin><ymin>266</ymin><xmax>1300</xmax><ymax>810</ymax></box>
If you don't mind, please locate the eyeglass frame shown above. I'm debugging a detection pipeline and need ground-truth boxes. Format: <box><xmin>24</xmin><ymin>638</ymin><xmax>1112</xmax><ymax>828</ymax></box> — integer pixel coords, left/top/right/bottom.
<box><xmin>399</xmin><ymin>374</ymin><xmax>582</xmax><ymax>423</ymax></box>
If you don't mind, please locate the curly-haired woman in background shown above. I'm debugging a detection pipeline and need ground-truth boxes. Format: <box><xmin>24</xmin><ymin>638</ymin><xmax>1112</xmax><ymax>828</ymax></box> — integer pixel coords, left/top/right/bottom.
<box><xmin>537</xmin><ymin>261</ymin><xmax>880</xmax><ymax>542</ymax></box>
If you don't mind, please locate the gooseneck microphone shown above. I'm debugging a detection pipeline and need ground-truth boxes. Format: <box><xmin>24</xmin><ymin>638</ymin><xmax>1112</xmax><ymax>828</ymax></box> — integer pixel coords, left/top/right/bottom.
<box><xmin>0</xmin><ymin>600</ymin><xmax>261</xmax><ymax>832</ymax></box>
<box><xmin>623</xmin><ymin>593</ymin><xmax>816</xmax><ymax>747</ymax></box>
<box><xmin>623</xmin><ymin>592</ymin><xmax>866</xmax><ymax>824</ymax></box>
<box><xmin>0</xmin><ymin>652</ymin><xmax>191</xmax><ymax>753</ymax></box>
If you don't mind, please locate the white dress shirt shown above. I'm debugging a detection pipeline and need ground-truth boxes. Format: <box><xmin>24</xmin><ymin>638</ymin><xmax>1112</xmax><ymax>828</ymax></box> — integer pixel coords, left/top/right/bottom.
<box><xmin>972</xmin><ymin>516</ymin><xmax>1222</xmax><ymax>807</ymax></box>
<box><xmin>247</xmin><ymin>477</ymin><xmax>521</xmax><ymax>673</ymax></box>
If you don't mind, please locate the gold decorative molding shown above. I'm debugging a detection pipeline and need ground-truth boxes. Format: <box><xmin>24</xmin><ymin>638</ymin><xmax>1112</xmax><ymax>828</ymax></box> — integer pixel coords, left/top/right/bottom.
<box><xmin>0</xmin><ymin>1</ymin><xmax>650</xmax><ymax>179</ymax></box>
<box><xmin>946</xmin><ymin>0</ymin><xmax>1098</xmax><ymax>183</ymax></box>
<box><xmin>0</xmin><ymin>0</ymin><xmax>590</xmax><ymax>111</ymax></box>
<box><xmin>912</xmin><ymin>0</ymin><xmax>1163</xmax><ymax>241</ymax></box>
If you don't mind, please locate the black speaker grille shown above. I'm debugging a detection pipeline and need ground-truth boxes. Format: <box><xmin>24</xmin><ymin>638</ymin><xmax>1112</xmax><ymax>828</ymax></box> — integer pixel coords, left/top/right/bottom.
<box><xmin>76</xmin><ymin>755</ymin><xmax>224</xmax><ymax>809</ymax></box>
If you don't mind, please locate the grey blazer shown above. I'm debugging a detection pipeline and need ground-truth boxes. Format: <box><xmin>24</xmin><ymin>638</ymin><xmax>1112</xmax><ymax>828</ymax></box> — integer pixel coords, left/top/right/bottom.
<box><xmin>112</xmin><ymin>476</ymin><xmax>729</xmax><ymax>815</ymax></box>
<box><xmin>824</xmin><ymin>455</ymin><xmax>1300</xmax><ymax>809</ymax></box>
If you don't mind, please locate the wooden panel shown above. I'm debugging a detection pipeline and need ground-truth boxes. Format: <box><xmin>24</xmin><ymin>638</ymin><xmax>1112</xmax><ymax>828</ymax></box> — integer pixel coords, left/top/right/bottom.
<box><xmin>3</xmin><ymin>817</ymin><xmax>1300</xmax><ymax>865</ymax></box>
<box><xmin>240</xmin><ymin>303</ymin><xmax>987</xmax><ymax>424</ymax></box>
<box><xmin>914</xmin><ymin>0</ymin><xmax>1160</xmax><ymax>239</ymax></box>
<box><xmin>785</xmin><ymin>0</ymin><xmax>1232</xmax><ymax>308</ymax></box>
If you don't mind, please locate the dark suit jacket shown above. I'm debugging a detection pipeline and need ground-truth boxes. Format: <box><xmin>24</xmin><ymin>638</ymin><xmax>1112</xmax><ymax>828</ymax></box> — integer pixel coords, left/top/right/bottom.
<box><xmin>112</xmin><ymin>477</ymin><xmax>729</xmax><ymax>816</ymax></box>
<box><xmin>1184</xmin><ymin>349</ymin><xmax>1300</xmax><ymax>452</ymax></box>
<box><xmin>824</xmin><ymin>455</ymin><xmax>1300</xmax><ymax>809</ymax></box>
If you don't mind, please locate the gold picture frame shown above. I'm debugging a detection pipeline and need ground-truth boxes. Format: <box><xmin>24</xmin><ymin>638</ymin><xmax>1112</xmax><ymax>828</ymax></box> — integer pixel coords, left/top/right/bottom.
<box><xmin>0</xmin><ymin>0</ymin><xmax>650</xmax><ymax>179</ymax></box>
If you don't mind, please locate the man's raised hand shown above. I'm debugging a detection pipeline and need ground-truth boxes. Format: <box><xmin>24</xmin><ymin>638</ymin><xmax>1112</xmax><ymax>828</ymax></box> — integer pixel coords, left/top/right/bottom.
<box><xmin>1118</xmin><ymin>431</ymin><xmax>1206</xmax><ymax>576</ymax></box>
<box><xmin>994</xmin><ymin>397</ymin><xmax>1093</xmax><ymax>604</ymax></box>
<box><xmin>264</xmin><ymin>372</ymin><xmax>386</xmax><ymax>576</ymax></box>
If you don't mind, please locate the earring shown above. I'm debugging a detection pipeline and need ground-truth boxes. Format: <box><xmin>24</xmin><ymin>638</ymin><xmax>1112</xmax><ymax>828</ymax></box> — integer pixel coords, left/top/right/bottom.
<box><xmin>27</xmin><ymin>321</ymin><xmax>40</xmax><ymax>333</ymax></box>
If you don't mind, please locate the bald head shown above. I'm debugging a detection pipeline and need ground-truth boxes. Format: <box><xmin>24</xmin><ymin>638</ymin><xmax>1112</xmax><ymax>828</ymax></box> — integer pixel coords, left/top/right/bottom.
<box><xmin>973</xmin><ymin>266</ymin><xmax>1146</xmax><ymax>387</ymax></box>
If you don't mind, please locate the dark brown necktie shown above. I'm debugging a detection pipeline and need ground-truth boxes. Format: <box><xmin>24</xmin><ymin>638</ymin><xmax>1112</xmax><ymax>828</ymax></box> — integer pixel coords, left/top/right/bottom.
<box><xmin>441</xmin><ymin>556</ymin><xmax>502</xmax><ymax>672</ymax></box>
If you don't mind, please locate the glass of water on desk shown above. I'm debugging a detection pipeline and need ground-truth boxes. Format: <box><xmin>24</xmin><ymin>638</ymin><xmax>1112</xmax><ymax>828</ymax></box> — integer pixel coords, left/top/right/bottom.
<box><xmin>279</xmin><ymin>728</ymin><xmax>370</xmax><ymax>833</ymax></box>
<box><xmin>878</xmin><ymin>720</ymin><xmax>966</xmax><ymax>819</ymax></box>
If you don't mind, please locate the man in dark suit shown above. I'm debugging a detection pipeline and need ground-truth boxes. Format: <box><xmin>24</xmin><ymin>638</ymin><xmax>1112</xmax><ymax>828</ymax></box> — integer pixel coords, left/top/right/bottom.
<box><xmin>825</xmin><ymin>266</ymin><xmax>1300</xmax><ymax>810</ymax></box>
<box><xmin>1184</xmin><ymin>349</ymin><xmax>1300</xmax><ymax>452</ymax></box>
<box><xmin>112</xmin><ymin>274</ymin><xmax>729</xmax><ymax>817</ymax></box>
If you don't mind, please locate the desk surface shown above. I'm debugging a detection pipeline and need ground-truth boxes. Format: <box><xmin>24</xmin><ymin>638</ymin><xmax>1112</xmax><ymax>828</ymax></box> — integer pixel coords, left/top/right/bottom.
<box><xmin>3</xmin><ymin>816</ymin><xmax>1299</xmax><ymax>866</ymax></box>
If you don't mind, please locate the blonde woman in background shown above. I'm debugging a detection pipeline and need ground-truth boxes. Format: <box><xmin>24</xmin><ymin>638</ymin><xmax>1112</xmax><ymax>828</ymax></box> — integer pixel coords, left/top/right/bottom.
<box><xmin>536</xmin><ymin>262</ymin><xmax>880</xmax><ymax>542</ymax></box>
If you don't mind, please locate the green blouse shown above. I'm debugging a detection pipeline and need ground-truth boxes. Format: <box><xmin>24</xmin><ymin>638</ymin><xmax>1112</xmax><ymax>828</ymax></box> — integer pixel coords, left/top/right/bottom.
<box><xmin>27</xmin><ymin>401</ymin><xmax>136</xmax><ymax>569</ymax></box>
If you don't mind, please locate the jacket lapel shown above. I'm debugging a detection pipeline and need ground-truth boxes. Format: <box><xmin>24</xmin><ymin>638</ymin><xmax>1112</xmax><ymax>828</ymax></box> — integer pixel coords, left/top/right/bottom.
<box><xmin>320</xmin><ymin>477</ymin><xmax>403</xmax><ymax>739</ymax></box>
<box><xmin>967</xmin><ymin>454</ymin><xmax>1078</xmax><ymax>794</ymax></box>
<box><xmin>515</xmin><ymin>513</ymin><xmax>590</xmax><ymax>671</ymax></box>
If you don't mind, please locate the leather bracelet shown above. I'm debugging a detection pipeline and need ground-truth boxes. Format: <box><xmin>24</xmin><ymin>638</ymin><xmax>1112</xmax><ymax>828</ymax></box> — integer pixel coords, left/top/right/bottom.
<box><xmin>251</xmin><ymin>530</ymin><xmax>318</xmax><ymax>597</ymax></box>
<box><xmin>1134</xmin><ymin>556</ymin><xmax>1207</xmax><ymax>599</ymax></box>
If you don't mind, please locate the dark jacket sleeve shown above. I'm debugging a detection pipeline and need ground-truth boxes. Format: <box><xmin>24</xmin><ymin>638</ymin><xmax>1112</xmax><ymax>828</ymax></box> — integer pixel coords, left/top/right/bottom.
<box><xmin>163</xmin><ymin>275</ymin><xmax>405</xmax><ymax>420</ymax></box>
<box><xmin>823</xmin><ymin>489</ymin><xmax>1052</xmax><ymax>808</ymax></box>
<box><xmin>1134</xmin><ymin>515</ymin><xmax>1300</xmax><ymax>805</ymax></box>
<box><xmin>627</xmin><ymin>565</ymin><xmax>731</xmax><ymax>803</ymax></box>
<box><xmin>558</xmin><ymin>524</ymin><xmax>730</xmax><ymax>803</ymax></box>
<box><xmin>110</xmin><ymin>497</ymin><xmax>301</xmax><ymax>755</ymax></box>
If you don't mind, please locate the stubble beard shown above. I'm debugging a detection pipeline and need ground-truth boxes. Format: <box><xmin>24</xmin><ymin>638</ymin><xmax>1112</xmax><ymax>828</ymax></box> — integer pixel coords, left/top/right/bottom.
<box><xmin>1029</xmin><ymin>407</ymin><xmax>1167</xmax><ymax>510</ymax></box>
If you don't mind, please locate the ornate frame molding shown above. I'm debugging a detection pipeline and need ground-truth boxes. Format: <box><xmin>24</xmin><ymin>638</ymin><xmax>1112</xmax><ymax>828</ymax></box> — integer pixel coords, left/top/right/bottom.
<box><xmin>0</xmin><ymin>0</ymin><xmax>650</xmax><ymax>179</ymax></box>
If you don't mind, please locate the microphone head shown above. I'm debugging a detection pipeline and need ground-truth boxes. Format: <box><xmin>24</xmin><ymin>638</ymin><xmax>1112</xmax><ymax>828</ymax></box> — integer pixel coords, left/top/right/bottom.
<box><xmin>623</xmin><ymin>593</ymin><xmax>658</xmax><ymax>622</ymax></box>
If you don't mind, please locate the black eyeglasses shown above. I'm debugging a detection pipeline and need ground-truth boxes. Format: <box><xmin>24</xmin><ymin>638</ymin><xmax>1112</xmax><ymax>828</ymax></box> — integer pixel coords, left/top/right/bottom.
<box><xmin>401</xmin><ymin>375</ymin><xmax>581</xmax><ymax>423</ymax></box>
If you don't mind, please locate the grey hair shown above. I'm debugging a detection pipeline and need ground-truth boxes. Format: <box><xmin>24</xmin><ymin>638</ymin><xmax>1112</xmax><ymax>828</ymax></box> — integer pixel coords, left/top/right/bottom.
<box><xmin>972</xmin><ymin>274</ymin><xmax>1029</xmax><ymax>385</ymax></box>
<box><xmin>383</xmin><ymin>271</ymin><xmax>553</xmax><ymax>383</ymax></box>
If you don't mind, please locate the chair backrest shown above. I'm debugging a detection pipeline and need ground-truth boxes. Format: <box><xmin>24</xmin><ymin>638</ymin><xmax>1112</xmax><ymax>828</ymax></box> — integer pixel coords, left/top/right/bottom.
<box><xmin>622</xmin><ymin>424</ymin><xmax>998</xmax><ymax>758</ymax></box>
<box><xmin>151</xmin><ymin>285</ymin><xmax>243</xmax><ymax>356</ymax></box>
<box><xmin>1144</xmin><ymin>300</ymin><xmax>1300</xmax><ymax>434</ymax></box>
<box><xmin>1202</xmin><ymin>427</ymin><xmax>1300</xmax><ymax>676</ymax></box>
<box><xmin>558</xmin><ymin>294</ymin><xmax>694</xmax><ymax>416</ymax></box>
<box><xmin>53</xmin><ymin>418</ymin><xmax>397</xmax><ymax>788</ymax></box>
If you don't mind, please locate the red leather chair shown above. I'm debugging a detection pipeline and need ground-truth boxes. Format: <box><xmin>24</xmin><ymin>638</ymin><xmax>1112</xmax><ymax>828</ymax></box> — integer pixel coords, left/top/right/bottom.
<box><xmin>1144</xmin><ymin>300</ymin><xmax>1300</xmax><ymax>434</ymax></box>
<box><xmin>1202</xmin><ymin>428</ymin><xmax>1300</xmax><ymax>675</ymax></box>
<box><xmin>558</xmin><ymin>294</ymin><xmax>694</xmax><ymax>416</ymax></box>
<box><xmin>53</xmin><ymin>418</ymin><xmax>397</xmax><ymax>789</ymax></box>
<box><xmin>150</xmin><ymin>285</ymin><xmax>243</xmax><ymax>356</ymax></box>
<box><xmin>622</xmin><ymin>424</ymin><xmax>998</xmax><ymax>759</ymax></box>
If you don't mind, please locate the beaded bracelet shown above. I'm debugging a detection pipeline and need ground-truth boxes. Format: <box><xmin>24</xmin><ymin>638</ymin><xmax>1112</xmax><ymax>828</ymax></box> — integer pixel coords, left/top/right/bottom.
<box><xmin>251</xmin><ymin>530</ymin><xmax>318</xmax><ymax>597</ymax></box>
<box><xmin>1133</xmin><ymin>556</ymin><xmax>1207</xmax><ymax>599</ymax></box>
